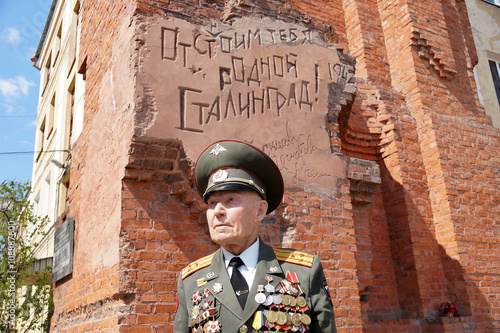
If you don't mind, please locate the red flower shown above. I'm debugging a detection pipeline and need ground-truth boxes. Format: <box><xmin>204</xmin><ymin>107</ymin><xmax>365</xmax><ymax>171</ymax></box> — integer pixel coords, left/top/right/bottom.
<box><xmin>439</xmin><ymin>302</ymin><xmax>459</xmax><ymax>317</ymax></box>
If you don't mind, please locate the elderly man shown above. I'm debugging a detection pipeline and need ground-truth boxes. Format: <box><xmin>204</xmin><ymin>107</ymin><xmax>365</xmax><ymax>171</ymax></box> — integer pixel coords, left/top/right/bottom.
<box><xmin>174</xmin><ymin>140</ymin><xmax>336</xmax><ymax>333</ymax></box>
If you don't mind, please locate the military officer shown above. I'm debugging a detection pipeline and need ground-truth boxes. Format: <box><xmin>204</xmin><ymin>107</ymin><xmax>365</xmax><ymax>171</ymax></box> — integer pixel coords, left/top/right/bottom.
<box><xmin>174</xmin><ymin>140</ymin><xmax>337</xmax><ymax>333</ymax></box>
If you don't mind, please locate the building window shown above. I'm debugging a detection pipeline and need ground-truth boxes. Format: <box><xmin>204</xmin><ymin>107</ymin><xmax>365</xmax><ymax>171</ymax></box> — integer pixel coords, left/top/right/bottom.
<box><xmin>47</xmin><ymin>93</ymin><xmax>55</xmax><ymax>139</ymax></box>
<box><xmin>68</xmin><ymin>0</ymin><xmax>81</xmax><ymax>72</ymax></box>
<box><xmin>34</xmin><ymin>191</ymin><xmax>40</xmax><ymax>216</ymax></box>
<box><xmin>58</xmin><ymin>169</ymin><xmax>70</xmax><ymax>217</ymax></box>
<box><xmin>43</xmin><ymin>53</ymin><xmax>52</xmax><ymax>94</ymax></box>
<box><xmin>66</xmin><ymin>78</ymin><xmax>75</xmax><ymax>150</ymax></box>
<box><xmin>42</xmin><ymin>173</ymin><xmax>51</xmax><ymax>220</ymax></box>
<box><xmin>36</xmin><ymin>116</ymin><xmax>46</xmax><ymax>162</ymax></box>
<box><xmin>53</xmin><ymin>24</ymin><xmax>62</xmax><ymax>63</ymax></box>
<box><xmin>489</xmin><ymin>60</ymin><xmax>500</xmax><ymax>106</ymax></box>
<box><xmin>483</xmin><ymin>0</ymin><xmax>500</xmax><ymax>6</ymax></box>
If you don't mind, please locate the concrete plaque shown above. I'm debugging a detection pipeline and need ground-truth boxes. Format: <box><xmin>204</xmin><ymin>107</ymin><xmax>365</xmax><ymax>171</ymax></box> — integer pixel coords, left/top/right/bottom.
<box><xmin>52</xmin><ymin>217</ymin><xmax>74</xmax><ymax>282</ymax></box>
<box><xmin>138</xmin><ymin>16</ymin><xmax>356</xmax><ymax>192</ymax></box>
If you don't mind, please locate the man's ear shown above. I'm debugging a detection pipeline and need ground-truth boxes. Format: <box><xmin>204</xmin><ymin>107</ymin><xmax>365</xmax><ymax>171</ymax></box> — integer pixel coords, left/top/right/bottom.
<box><xmin>256</xmin><ymin>200</ymin><xmax>268</xmax><ymax>220</ymax></box>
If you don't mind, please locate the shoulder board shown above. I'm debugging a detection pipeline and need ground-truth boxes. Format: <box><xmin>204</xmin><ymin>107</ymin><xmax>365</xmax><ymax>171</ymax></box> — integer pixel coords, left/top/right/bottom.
<box><xmin>181</xmin><ymin>253</ymin><xmax>215</xmax><ymax>280</ymax></box>
<box><xmin>273</xmin><ymin>248</ymin><xmax>314</xmax><ymax>268</ymax></box>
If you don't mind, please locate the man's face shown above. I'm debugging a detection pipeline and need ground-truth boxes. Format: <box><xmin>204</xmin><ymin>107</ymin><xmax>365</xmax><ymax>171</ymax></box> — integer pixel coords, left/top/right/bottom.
<box><xmin>206</xmin><ymin>190</ymin><xmax>268</xmax><ymax>255</ymax></box>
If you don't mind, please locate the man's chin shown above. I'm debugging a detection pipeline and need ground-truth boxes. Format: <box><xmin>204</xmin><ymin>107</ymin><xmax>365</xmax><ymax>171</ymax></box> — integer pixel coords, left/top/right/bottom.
<box><xmin>212</xmin><ymin>236</ymin><xmax>235</xmax><ymax>247</ymax></box>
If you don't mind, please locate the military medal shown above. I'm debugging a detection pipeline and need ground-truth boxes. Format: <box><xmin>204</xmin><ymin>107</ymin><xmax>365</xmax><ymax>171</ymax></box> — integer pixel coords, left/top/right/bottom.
<box><xmin>255</xmin><ymin>285</ymin><xmax>267</xmax><ymax>304</ymax></box>
<box><xmin>291</xmin><ymin>313</ymin><xmax>301</xmax><ymax>327</ymax></box>
<box><xmin>204</xmin><ymin>320</ymin><xmax>220</xmax><ymax>333</ymax></box>
<box><xmin>263</xmin><ymin>294</ymin><xmax>274</xmax><ymax>306</ymax></box>
<box><xmin>296</xmin><ymin>296</ymin><xmax>307</xmax><ymax>308</ymax></box>
<box><xmin>281</xmin><ymin>294</ymin><xmax>290</xmax><ymax>306</ymax></box>
<box><xmin>192</xmin><ymin>291</ymin><xmax>202</xmax><ymax>305</ymax></box>
<box><xmin>272</xmin><ymin>293</ymin><xmax>282</xmax><ymax>305</ymax></box>
<box><xmin>286</xmin><ymin>271</ymin><xmax>300</xmax><ymax>296</ymax></box>
<box><xmin>265</xmin><ymin>276</ymin><xmax>275</xmax><ymax>293</ymax></box>
<box><xmin>300</xmin><ymin>313</ymin><xmax>311</xmax><ymax>325</ymax></box>
<box><xmin>265</xmin><ymin>310</ymin><xmax>277</xmax><ymax>323</ymax></box>
<box><xmin>212</xmin><ymin>283</ymin><xmax>223</xmax><ymax>294</ymax></box>
<box><xmin>252</xmin><ymin>311</ymin><xmax>264</xmax><ymax>330</ymax></box>
<box><xmin>202</xmin><ymin>300</ymin><xmax>212</xmax><ymax>310</ymax></box>
<box><xmin>276</xmin><ymin>311</ymin><xmax>287</xmax><ymax>325</ymax></box>
<box><xmin>203</xmin><ymin>288</ymin><xmax>211</xmax><ymax>298</ymax></box>
<box><xmin>278</xmin><ymin>279</ymin><xmax>291</xmax><ymax>293</ymax></box>
<box><xmin>191</xmin><ymin>305</ymin><xmax>200</xmax><ymax>320</ymax></box>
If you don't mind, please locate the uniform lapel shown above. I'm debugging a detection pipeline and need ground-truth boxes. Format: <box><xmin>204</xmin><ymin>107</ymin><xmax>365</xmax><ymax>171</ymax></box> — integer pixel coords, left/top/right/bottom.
<box><xmin>203</xmin><ymin>248</ymin><xmax>244</xmax><ymax>319</ymax></box>
<box><xmin>241</xmin><ymin>239</ymin><xmax>285</xmax><ymax>323</ymax></box>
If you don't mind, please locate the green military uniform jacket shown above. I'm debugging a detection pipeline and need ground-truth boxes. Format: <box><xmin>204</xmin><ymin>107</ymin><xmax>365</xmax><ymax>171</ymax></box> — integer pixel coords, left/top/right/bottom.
<box><xmin>174</xmin><ymin>239</ymin><xmax>337</xmax><ymax>333</ymax></box>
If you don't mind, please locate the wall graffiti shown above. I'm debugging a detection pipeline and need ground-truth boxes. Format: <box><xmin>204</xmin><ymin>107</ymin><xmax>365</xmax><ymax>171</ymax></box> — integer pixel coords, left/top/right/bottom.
<box><xmin>141</xmin><ymin>17</ymin><xmax>355</xmax><ymax>187</ymax></box>
<box><xmin>157</xmin><ymin>20</ymin><xmax>354</xmax><ymax>134</ymax></box>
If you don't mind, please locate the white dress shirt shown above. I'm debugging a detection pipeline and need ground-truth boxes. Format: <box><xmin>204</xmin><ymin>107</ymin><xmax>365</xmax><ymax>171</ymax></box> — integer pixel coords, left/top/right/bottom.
<box><xmin>222</xmin><ymin>238</ymin><xmax>259</xmax><ymax>291</ymax></box>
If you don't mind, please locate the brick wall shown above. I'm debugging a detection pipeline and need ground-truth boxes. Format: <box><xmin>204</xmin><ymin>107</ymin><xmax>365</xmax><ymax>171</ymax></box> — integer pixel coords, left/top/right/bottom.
<box><xmin>51</xmin><ymin>0</ymin><xmax>137</xmax><ymax>331</ymax></box>
<box><xmin>51</xmin><ymin>0</ymin><xmax>499</xmax><ymax>332</ymax></box>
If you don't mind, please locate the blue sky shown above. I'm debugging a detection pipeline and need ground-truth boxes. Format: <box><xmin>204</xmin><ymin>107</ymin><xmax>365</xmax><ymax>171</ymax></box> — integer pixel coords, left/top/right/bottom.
<box><xmin>0</xmin><ymin>0</ymin><xmax>52</xmax><ymax>183</ymax></box>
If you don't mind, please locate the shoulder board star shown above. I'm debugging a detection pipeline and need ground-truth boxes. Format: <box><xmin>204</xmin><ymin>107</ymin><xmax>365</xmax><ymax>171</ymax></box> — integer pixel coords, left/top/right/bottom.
<box><xmin>273</xmin><ymin>248</ymin><xmax>314</xmax><ymax>268</ymax></box>
<box><xmin>182</xmin><ymin>253</ymin><xmax>216</xmax><ymax>280</ymax></box>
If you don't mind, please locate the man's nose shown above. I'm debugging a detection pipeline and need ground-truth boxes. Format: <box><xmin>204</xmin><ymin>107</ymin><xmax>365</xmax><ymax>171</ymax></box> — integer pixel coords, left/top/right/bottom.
<box><xmin>213</xmin><ymin>202</ymin><xmax>226</xmax><ymax>215</ymax></box>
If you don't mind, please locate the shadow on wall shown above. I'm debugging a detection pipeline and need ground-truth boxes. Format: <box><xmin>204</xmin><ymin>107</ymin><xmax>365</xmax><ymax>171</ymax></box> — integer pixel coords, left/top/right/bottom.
<box><xmin>349</xmin><ymin>160</ymin><xmax>495</xmax><ymax>331</ymax></box>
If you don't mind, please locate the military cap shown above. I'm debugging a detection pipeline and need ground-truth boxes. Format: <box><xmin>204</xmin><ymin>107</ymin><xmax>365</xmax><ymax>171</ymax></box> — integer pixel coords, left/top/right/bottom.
<box><xmin>194</xmin><ymin>140</ymin><xmax>284</xmax><ymax>214</ymax></box>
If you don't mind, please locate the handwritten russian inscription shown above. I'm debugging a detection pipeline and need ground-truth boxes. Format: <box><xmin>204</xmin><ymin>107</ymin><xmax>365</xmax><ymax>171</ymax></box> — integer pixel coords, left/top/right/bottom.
<box><xmin>156</xmin><ymin>17</ymin><xmax>354</xmax><ymax>134</ymax></box>
<box><xmin>141</xmin><ymin>16</ymin><xmax>354</xmax><ymax>188</ymax></box>
<box><xmin>261</xmin><ymin>122</ymin><xmax>333</xmax><ymax>185</ymax></box>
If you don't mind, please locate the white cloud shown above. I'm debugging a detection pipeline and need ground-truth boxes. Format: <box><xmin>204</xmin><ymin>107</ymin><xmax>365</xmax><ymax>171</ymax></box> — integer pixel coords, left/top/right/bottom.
<box><xmin>27</xmin><ymin>119</ymin><xmax>37</xmax><ymax>127</ymax></box>
<box><xmin>1</xmin><ymin>28</ymin><xmax>21</xmax><ymax>43</ymax></box>
<box><xmin>2</xmin><ymin>103</ymin><xmax>15</xmax><ymax>115</ymax></box>
<box><xmin>0</xmin><ymin>76</ymin><xmax>35</xmax><ymax>99</ymax></box>
<box><xmin>16</xmin><ymin>76</ymin><xmax>34</xmax><ymax>95</ymax></box>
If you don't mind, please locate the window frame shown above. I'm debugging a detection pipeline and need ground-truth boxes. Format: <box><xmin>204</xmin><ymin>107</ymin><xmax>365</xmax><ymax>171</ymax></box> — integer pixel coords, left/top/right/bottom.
<box><xmin>488</xmin><ymin>59</ymin><xmax>500</xmax><ymax>107</ymax></box>
<box><xmin>483</xmin><ymin>0</ymin><xmax>500</xmax><ymax>6</ymax></box>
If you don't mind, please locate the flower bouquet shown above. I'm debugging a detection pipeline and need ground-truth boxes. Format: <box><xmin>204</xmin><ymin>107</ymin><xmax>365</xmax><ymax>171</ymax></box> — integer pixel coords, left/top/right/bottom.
<box><xmin>439</xmin><ymin>302</ymin><xmax>459</xmax><ymax>317</ymax></box>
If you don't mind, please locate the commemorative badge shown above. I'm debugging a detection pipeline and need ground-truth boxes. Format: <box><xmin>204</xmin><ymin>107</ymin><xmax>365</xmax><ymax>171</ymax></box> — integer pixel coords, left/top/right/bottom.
<box><xmin>212</xmin><ymin>282</ymin><xmax>223</xmax><ymax>294</ymax></box>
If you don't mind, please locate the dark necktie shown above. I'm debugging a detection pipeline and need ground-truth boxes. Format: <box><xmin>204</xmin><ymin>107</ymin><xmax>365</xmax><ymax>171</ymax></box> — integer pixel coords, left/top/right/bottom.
<box><xmin>229</xmin><ymin>257</ymin><xmax>249</xmax><ymax>309</ymax></box>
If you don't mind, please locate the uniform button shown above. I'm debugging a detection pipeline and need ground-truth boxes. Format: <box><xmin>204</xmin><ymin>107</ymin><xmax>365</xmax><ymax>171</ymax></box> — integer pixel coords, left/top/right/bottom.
<box><xmin>239</xmin><ymin>324</ymin><xmax>248</xmax><ymax>333</ymax></box>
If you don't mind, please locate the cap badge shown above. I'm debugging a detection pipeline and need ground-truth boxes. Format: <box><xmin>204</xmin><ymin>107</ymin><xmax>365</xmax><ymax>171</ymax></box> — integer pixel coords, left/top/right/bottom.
<box><xmin>212</xmin><ymin>170</ymin><xmax>228</xmax><ymax>183</ymax></box>
<box><xmin>209</xmin><ymin>144</ymin><xmax>227</xmax><ymax>156</ymax></box>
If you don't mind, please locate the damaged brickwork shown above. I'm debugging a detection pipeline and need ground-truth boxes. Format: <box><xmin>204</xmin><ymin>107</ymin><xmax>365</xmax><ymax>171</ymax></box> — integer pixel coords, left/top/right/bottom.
<box><xmin>51</xmin><ymin>0</ymin><xmax>499</xmax><ymax>332</ymax></box>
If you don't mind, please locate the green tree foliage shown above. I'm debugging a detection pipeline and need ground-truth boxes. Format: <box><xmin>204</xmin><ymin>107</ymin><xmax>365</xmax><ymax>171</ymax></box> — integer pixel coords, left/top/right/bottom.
<box><xmin>0</xmin><ymin>180</ymin><xmax>53</xmax><ymax>332</ymax></box>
